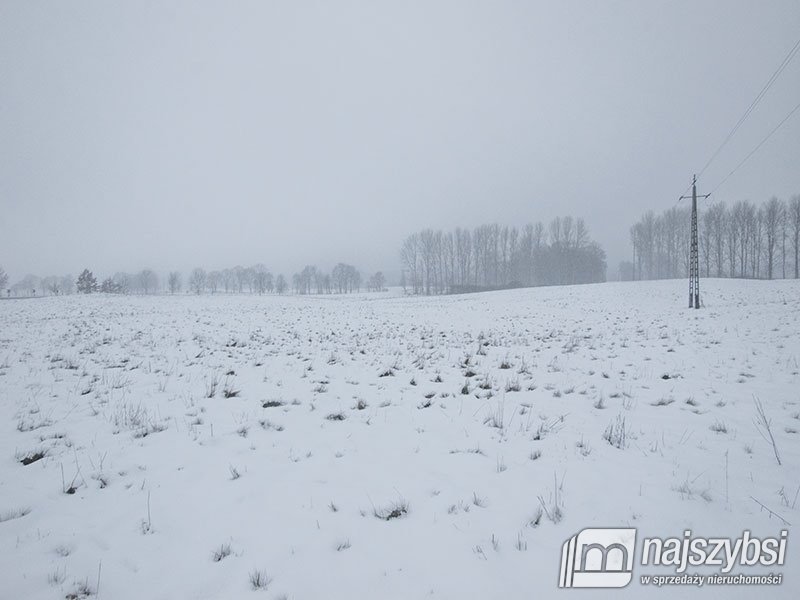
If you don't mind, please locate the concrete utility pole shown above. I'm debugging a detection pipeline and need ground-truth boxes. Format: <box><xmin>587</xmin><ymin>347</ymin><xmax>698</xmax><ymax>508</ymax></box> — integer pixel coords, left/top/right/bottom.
<box><xmin>680</xmin><ymin>175</ymin><xmax>709</xmax><ymax>309</ymax></box>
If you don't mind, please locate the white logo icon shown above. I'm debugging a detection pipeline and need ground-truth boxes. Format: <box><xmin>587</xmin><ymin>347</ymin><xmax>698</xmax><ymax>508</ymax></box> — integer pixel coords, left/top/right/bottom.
<box><xmin>559</xmin><ymin>528</ymin><xmax>636</xmax><ymax>588</ymax></box>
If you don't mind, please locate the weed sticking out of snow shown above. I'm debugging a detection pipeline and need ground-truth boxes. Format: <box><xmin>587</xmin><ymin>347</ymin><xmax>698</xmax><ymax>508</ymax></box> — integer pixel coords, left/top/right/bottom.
<box><xmin>17</xmin><ymin>448</ymin><xmax>47</xmax><ymax>466</ymax></box>
<box><xmin>373</xmin><ymin>499</ymin><xmax>409</xmax><ymax>521</ymax></box>
<box><xmin>602</xmin><ymin>415</ymin><xmax>629</xmax><ymax>449</ymax></box>
<box><xmin>249</xmin><ymin>569</ymin><xmax>271</xmax><ymax>590</ymax></box>
<box><xmin>0</xmin><ymin>506</ymin><xmax>31</xmax><ymax>522</ymax></box>
<box><xmin>212</xmin><ymin>543</ymin><xmax>232</xmax><ymax>562</ymax></box>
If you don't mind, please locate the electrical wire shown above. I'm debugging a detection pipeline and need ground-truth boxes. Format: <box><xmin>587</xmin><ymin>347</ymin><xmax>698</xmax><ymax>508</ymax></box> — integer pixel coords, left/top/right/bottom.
<box><xmin>709</xmin><ymin>98</ymin><xmax>800</xmax><ymax>197</ymax></box>
<box><xmin>697</xmin><ymin>33</ymin><xmax>800</xmax><ymax>179</ymax></box>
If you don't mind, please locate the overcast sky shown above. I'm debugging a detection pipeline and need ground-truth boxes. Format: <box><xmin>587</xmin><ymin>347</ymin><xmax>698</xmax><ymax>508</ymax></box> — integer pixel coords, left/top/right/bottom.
<box><xmin>2</xmin><ymin>1</ymin><xmax>799</xmax><ymax>281</ymax></box>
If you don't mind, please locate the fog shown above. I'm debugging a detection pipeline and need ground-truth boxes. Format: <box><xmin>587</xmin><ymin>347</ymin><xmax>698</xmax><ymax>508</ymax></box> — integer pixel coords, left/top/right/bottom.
<box><xmin>2</xmin><ymin>1</ymin><xmax>798</xmax><ymax>281</ymax></box>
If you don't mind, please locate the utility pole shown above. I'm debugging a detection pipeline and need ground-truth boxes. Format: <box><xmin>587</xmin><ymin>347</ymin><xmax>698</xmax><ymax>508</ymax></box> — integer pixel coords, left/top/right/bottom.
<box><xmin>680</xmin><ymin>175</ymin><xmax>709</xmax><ymax>309</ymax></box>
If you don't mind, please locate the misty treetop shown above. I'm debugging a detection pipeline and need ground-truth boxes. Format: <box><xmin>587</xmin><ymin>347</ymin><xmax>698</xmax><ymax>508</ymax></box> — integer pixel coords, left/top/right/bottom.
<box><xmin>290</xmin><ymin>264</ymin><xmax>386</xmax><ymax>295</ymax></box>
<box><xmin>400</xmin><ymin>218</ymin><xmax>607</xmax><ymax>295</ymax></box>
<box><xmin>626</xmin><ymin>194</ymin><xmax>800</xmax><ymax>281</ymax></box>
<box><xmin>0</xmin><ymin>272</ymin><xmax>73</xmax><ymax>297</ymax></box>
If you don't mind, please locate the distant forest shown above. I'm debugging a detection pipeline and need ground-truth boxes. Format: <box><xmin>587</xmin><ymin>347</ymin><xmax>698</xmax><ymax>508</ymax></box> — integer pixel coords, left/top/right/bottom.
<box><xmin>2</xmin><ymin>218</ymin><xmax>609</xmax><ymax>299</ymax></box>
<box><xmin>625</xmin><ymin>195</ymin><xmax>800</xmax><ymax>281</ymax></box>
<box><xmin>400</xmin><ymin>217</ymin><xmax>607</xmax><ymax>295</ymax></box>
<box><xmin>0</xmin><ymin>263</ymin><xmax>387</xmax><ymax>298</ymax></box>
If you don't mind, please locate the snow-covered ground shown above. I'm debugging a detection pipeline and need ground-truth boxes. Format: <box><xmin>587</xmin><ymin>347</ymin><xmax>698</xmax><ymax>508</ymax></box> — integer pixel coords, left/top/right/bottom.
<box><xmin>1</xmin><ymin>279</ymin><xmax>799</xmax><ymax>599</ymax></box>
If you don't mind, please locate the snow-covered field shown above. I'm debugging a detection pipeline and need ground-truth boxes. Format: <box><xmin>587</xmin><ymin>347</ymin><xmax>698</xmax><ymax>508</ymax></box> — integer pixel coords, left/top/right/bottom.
<box><xmin>1</xmin><ymin>279</ymin><xmax>799</xmax><ymax>599</ymax></box>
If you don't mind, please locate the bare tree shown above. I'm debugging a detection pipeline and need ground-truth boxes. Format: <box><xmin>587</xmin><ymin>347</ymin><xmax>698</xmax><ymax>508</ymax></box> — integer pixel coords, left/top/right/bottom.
<box><xmin>294</xmin><ymin>265</ymin><xmax>317</xmax><ymax>295</ymax></box>
<box><xmin>244</xmin><ymin>266</ymin><xmax>256</xmax><ymax>293</ymax></box>
<box><xmin>233</xmin><ymin>266</ymin><xmax>249</xmax><ymax>293</ymax></box>
<box><xmin>221</xmin><ymin>268</ymin><xmax>234</xmax><ymax>293</ymax></box>
<box><xmin>189</xmin><ymin>268</ymin><xmax>207</xmax><ymax>294</ymax></box>
<box><xmin>0</xmin><ymin>266</ymin><xmax>8</xmax><ymax>293</ymax></box>
<box><xmin>780</xmin><ymin>199</ymin><xmax>788</xmax><ymax>278</ymax></box>
<box><xmin>748</xmin><ymin>203</ymin><xmax>757</xmax><ymax>277</ymax></box>
<box><xmin>790</xmin><ymin>195</ymin><xmax>800</xmax><ymax>278</ymax></box>
<box><xmin>314</xmin><ymin>267</ymin><xmax>325</xmax><ymax>294</ymax></box>
<box><xmin>639</xmin><ymin>211</ymin><xmax>657</xmax><ymax>278</ymax></box>
<box><xmin>368</xmin><ymin>271</ymin><xmax>386</xmax><ymax>291</ymax></box>
<box><xmin>401</xmin><ymin>217</ymin><xmax>605</xmax><ymax>295</ymax></box>
<box><xmin>331</xmin><ymin>263</ymin><xmax>347</xmax><ymax>294</ymax></box>
<box><xmin>708</xmin><ymin>202</ymin><xmax>727</xmax><ymax>277</ymax></box>
<box><xmin>455</xmin><ymin>227</ymin><xmax>473</xmax><ymax>287</ymax></box>
<box><xmin>41</xmin><ymin>275</ymin><xmax>61</xmax><ymax>295</ymax></box>
<box><xmin>726</xmin><ymin>204</ymin><xmax>739</xmax><ymax>277</ymax></box>
<box><xmin>631</xmin><ymin>195</ymin><xmax>796</xmax><ymax>281</ymax></box>
<box><xmin>113</xmin><ymin>272</ymin><xmax>131</xmax><ymax>294</ymax></box>
<box><xmin>252</xmin><ymin>264</ymin><xmax>270</xmax><ymax>294</ymax></box>
<box><xmin>60</xmin><ymin>275</ymin><xmax>75</xmax><ymax>294</ymax></box>
<box><xmin>700</xmin><ymin>208</ymin><xmax>713</xmax><ymax>276</ymax></box>
<box><xmin>419</xmin><ymin>229</ymin><xmax>436</xmax><ymax>294</ymax></box>
<box><xmin>400</xmin><ymin>233</ymin><xmax>421</xmax><ymax>294</ymax></box>
<box><xmin>738</xmin><ymin>202</ymin><xmax>755</xmax><ymax>278</ymax></box>
<box><xmin>138</xmin><ymin>269</ymin><xmax>158</xmax><ymax>294</ymax></box>
<box><xmin>168</xmin><ymin>271</ymin><xmax>182</xmax><ymax>294</ymax></box>
<box><xmin>207</xmin><ymin>271</ymin><xmax>221</xmax><ymax>294</ymax></box>
<box><xmin>275</xmin><ymin>274</ymin><xmax>287</xmax><ymax>294</ymax></box>
<box><xmin>629</xmin><ymin>225</ymin><xmax>639</xmax><ymax>280</ymax></box>
<box><xmin>762</xmin><ymin>197</ymin><xmax>782</xmax><ymax>279</ymax></box>
<box><xmin>265</xmin><ymin>271</ymin><xmax>274</xmax><ymax>293</ymax></box>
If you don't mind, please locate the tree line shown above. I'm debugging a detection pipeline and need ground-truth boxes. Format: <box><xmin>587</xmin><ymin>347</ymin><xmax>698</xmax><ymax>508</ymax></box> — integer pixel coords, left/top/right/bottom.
<box><xmin>0</xmin><ymin>268</ymin><xmax>165</xmax><ymax>297</ymax></box>
<box><xmin>625</xmin><ymin>194</ymin><xmax>800</xmax><ymax>281</ymax></box>
<box><xmin>399</xmin><ymin>218</ymin><xmax>607</xmax><ymax>295</ymax></box>
<box><xmin>289</xmin><ymin>264</ymin><xmax>386</xmax><ymax>295</ymax></box>
<box><xmin>1</xmin><ymin>271</ymin><xmax>75</xmax><ymax>297</ymax></box>
<box><xmin>1</xmin><ymin>263</ymin><xmax>386</xmax><ymax>297</ymax></box>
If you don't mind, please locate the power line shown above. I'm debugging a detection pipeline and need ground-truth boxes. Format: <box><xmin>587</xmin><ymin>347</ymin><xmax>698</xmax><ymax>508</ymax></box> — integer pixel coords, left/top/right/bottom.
<box><xmin>709</xmin><ymin>98</ymin><xmax>800</xmax><ymax>197</ymax></box>
<box><xmin>675</xmin><ymin>35</ymin><xmax>800</xmax><ymax>208</ymax></box>
<box><xmin>697</xmin><ymin>33</ymin><xmax>800</xmax><ymax>179</ymax></box>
